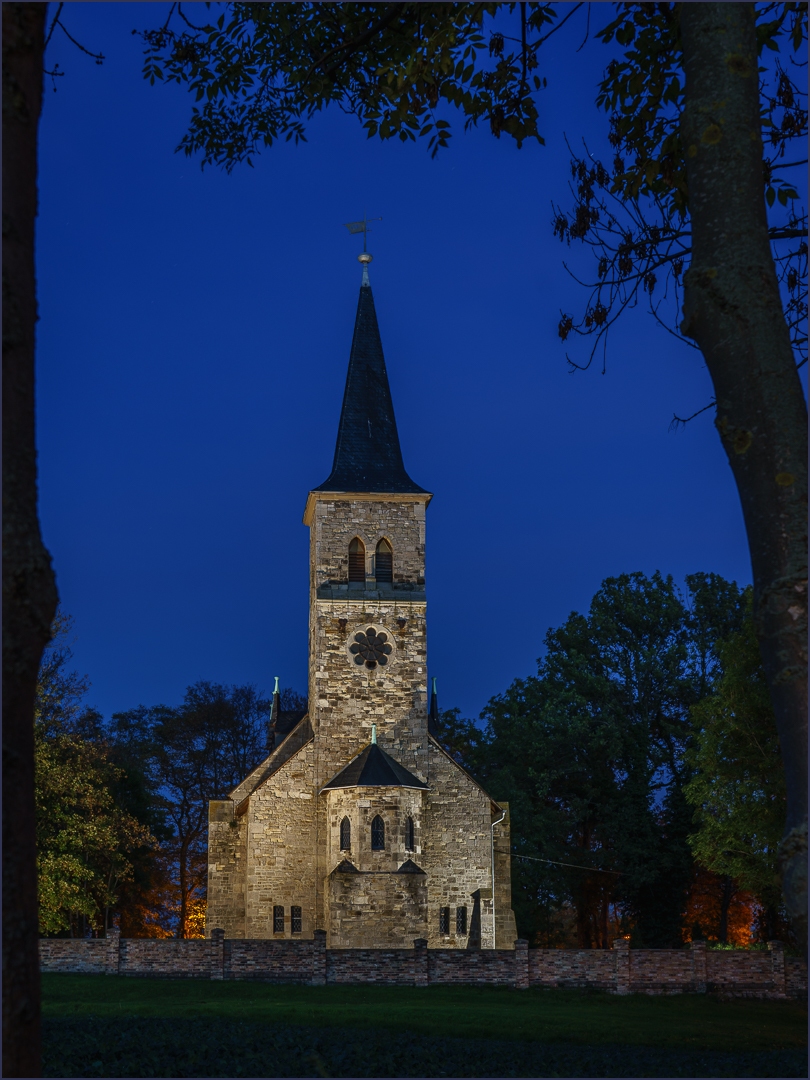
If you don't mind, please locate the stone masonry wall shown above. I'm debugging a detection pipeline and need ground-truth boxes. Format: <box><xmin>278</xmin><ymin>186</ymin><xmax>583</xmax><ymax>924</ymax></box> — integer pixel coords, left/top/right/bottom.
<box><xmin>787</xmin><ymin>955</ymin><xmax>808</xmax><ymax>999</ymax></box>
<box><xmin>309</xmin><ymin>495</ymin><xmax>427</xmax><ymax>590</ymax></box>
<box><xmin>206</xmin><ymin>800</ymin><xmax>247</xmax><ymax>939</ymax></box>
<box><xmin>41</xmin><ymin>933</ymin><xmax>805</xmax><ymax>998</ymax></box>
<box><xmin>329</xmin><ymin>868</ymin><xmax>428</xmax><ymax>948</ymax></box>
<box><xmin>244</xmin><ymin>741</ymin><xmax>318</xmax><ymax>939</ymax></box>
<box><xmin>327</xmin><ymin>945</ymin><xmax>421</xmax><ymax>985</ymax></box>
<box><xmin>225</xmin><ymin>939</ymin><xmax>315</xmax><ymax>982</ymax></box>
<box><xmin>529</xmin><ymin>947</ymin><xmax>617</xmax><ymax>990</ymax></box>
<box><xmin>39</xmin><ymin>937</ymin><xmax>118</xmax><ymax>975</ymax></box>
<box><xmin>421</xmin><ymin>746</ymin><xmax>516</xmax><ymax>949</ymax></box>
<box><xmin>308</xmin><ymin>495</ymin><xmax>431</xmax><ymax>787</ymax></box>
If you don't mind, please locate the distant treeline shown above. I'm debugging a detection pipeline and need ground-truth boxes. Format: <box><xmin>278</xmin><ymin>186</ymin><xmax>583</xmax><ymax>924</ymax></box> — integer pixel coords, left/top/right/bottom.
<box><xmin>36</xmin><ymin>569</ymin><xmax>788</xmax><ymax>947</ymax></box>
<box><xmin>432</xmin><ymin>571</ymin><xmax>789</xmax><ymax>950</ymax></box>
<box><xmin>35</xmin><ymin>614</ymin><xmax>305</xmax><ymax>939</ymax></box>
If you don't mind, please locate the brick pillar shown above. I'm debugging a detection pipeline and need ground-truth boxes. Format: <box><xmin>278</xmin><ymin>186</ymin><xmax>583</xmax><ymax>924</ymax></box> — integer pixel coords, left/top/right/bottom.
<box><xmin>106</xmin><ymin>927</ymin><xmax>121</xmax><ymax>975</ymax></box>
<box><xmin>311</xmin><ymin>930</ymin><xmax>327</xmax><ymax>987</ymax></box>
<box><xmin>210</xmin><ymin>928</ymin><xmax>225</xmax><ymax>980</ymax></box>
<box><xmin>514</xmin><ymin>939</ymin><xmax>529</xmax><ymax>990</ymax></box>
<box><xmin>413</xmin><ymin>938</ymin><xmax>429</xmax><ymax>988</ymax></box>
<box><xmin>613</xmin><ymin>937</ymin><xmax>630</xmax><ymax>995</ymax></box>
<box><xmin>690</xmin><ymin>940</ymin><xmax>707</xmax><ymax>993</ymax></box>
<box><xmin>768</xmin><ymin>940</ymin><xmax>786</xmax><ymax>997</ymax></box>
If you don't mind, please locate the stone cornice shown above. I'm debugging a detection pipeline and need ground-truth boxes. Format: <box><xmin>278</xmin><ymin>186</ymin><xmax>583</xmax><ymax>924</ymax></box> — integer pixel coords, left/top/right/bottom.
<box><xmin>303</xmin><ymin>489</ymin><xmax>432</xmax><ymax>527</ymax></box>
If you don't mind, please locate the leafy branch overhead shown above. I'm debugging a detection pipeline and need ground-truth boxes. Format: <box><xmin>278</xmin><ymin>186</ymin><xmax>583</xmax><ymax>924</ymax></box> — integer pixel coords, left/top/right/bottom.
<box><xmin>553</xmin><ymin>2</ymin><xmax>807</xmax><ymax>373</ymax></box>
<box><xmin>137</xmin><ymin>2</ymin><xmax>807</xmax><ymax>375</ymax></box>
<box><xmin>137</xmin><ymin>2</ymin><xmax>559</xmax><ymax>164</ymax></box>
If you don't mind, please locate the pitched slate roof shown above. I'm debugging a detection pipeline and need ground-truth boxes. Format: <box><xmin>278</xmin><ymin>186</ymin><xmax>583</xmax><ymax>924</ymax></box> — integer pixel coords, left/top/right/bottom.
<box><xmin>314</xmin><ymin>278</ymin><xmax>428</xmax><ymax>495</ymax></box>
<box><xmin>321</xmin><ymin>742</ymin><xmax>428</xmax><ymax>791</ymax></box>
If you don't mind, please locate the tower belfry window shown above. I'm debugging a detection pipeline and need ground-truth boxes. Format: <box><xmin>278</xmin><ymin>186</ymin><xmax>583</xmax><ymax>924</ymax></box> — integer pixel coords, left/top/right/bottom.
<box><xmin>371</xmin><ymin>815</ymin><xmax>385</xmax><ymax>850</ymax></box>
<box><xmin>405</xmin><ymin>816</ymin><xmax>415</xmax><ymax>851</ymax></box>
<box><xmin>340</xmin><ymin>816</ymin><xmax>351</xmax><ymax>850</ymax></box>
<box><xmin>348</xmin><ymin>538</ymin><xmax>365</xmax><ymax>582</ymax></box>
<box><xmin>375</xmin><ymin>538</ymin><xmax>393</xmax><ymax>583</ymax></box>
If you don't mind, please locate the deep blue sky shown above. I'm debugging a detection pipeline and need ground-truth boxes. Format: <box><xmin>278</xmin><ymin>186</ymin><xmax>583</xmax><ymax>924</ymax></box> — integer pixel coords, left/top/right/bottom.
<box><xmin>37</xmin><ymin>3</ymin><xmax>756</xmax><ymax>723</ymax></box>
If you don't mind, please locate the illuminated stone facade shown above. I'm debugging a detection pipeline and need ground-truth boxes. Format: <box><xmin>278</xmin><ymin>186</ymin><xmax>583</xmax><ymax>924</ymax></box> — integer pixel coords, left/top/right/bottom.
<box><xmin>206</xmin><ymin>271</ymin><xmax>516</xmax><ymax>949</ymax></box>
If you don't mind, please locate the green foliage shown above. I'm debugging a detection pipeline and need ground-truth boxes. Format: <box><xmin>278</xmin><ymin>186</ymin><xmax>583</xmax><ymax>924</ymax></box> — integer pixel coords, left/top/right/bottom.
<box><xmin>35</xmin><ymin>616</ymin><xmax>156</xmax><ymax>935</ymax></box>
<box><xmin>110</xmin><ymin>679</ymin><xmax>275</xmax><ymax>936</ymax></box>
<box><xmin>685</xmin><ymin>597</ymin><xmax>786</xmax><ymax>911</ymax></box>
<box><xmin>137</xmin><ymin>2</ymin><xmax>807</xmax><ymax>370</ymax></box>
<box><xmin>442</xmin><ymin>571</ymin><xmax>746</xmax><ymax>948</ymax></box>
<box><xmin>137</xmin><ymin>3</ymin><xmax>564</xmax><ymax>167</ymax></box>
<box><xmin>138</xmin><ymin>3</ymin><xmax>807</xmax><ymax>364</ymax></box>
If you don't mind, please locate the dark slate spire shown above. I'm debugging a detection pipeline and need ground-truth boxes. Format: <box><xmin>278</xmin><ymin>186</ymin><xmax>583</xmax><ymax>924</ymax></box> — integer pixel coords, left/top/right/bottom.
<box><xmin>314</xmin><ymin>272</ymin><xmax>427</xmax><ymax>494</ymax></box>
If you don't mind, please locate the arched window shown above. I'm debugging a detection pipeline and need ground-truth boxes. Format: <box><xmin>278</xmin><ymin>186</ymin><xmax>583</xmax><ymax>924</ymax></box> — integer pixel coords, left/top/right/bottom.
<box><xmin>371</xmin><ymin>815</ymin><xmax>385</xmax><ymax>850</ymax></box>
<box><xmin>340</xmin><ymin>816</ymin><xmax>351</xmax><ymax>851</ymax></box>
<box><xmin>375</xmin><ymin>538</ymin><xmax>393</xmax><ymax>583</ymax></box>
<box><xmin>405</xmin><ymin>816</ymin><xmax>415</xmax><ymax>851</ymax></box>
<box><xmin>348</xmin><ymin>538</ymin><xmax>365</xmax><ymax>582</ymax></box>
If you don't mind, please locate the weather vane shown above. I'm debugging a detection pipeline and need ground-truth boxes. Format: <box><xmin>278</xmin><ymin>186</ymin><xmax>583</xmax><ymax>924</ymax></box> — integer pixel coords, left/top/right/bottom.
<box><xmin>343</xmin><ymin>212</ymin><xmax>382</xmax><ymax>262</ymax></box>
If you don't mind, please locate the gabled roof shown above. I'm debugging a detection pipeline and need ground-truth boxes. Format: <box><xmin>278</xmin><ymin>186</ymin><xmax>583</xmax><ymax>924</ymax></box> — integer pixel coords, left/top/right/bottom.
<box><xmin>313</xmin><ymin>278</ymin><xmax>428</xmax><ymax>495</ymax></box>
<box><xmin>230</xmin><ymin>714</ymin><xmax>313</xmax><ymax>805</ymax></box>
<box><xmin>321</xmin><ymin>741</ymin><xmax>428</xmax><ymax>791</ymax></box>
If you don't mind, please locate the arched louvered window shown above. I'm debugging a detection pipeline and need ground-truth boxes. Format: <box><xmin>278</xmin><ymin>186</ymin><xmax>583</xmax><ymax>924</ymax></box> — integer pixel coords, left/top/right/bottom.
<box><xmin>405</xmin><ymin>816</ymin><xmax>415</xmax><ymax>851</ymax></box>
<box><xmin>375</xmin><ymin>538</ymin><xmax>393</xmax><ymax>583</ymax></box>
<box><xmin>348</xmin><ymin>538</ymin><xmax>365</xmax><ymax>582</ymax></box>
<box><xmin>371</xmin><ymin>814</ymin><xmax>385</xmax><ymax>850</ymax></box>
<box><xmin>340</xmin><ymin>816</ymin><xmax>351</xmax><ymax>851</ymax></box>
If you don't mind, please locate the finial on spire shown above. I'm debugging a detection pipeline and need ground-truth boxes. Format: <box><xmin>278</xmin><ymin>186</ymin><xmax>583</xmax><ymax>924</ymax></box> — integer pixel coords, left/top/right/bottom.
<box><xmin>344</xmin><ymin>213</ymin><xmax>381</xmax><ymax>286</ymax></box>
<box><xmin>371</xmin><ymin>723</ymin><xmax>377</xmax><ymax>744</ymax></box>
<box><xmin>273</xmin><ymin>676</ymin><xmax>280</xmax><ymax>695</ymax></box>
<box><xmin>268</xmin><ymin>677</ymin><xmax>281</xmax><ymax>752</ymax></box>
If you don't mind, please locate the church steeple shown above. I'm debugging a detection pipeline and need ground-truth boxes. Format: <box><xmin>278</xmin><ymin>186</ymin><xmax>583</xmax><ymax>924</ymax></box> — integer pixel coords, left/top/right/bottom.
<box><xmin>314</xmin><ymin>265</ymin><xmax>427</xmax><ymax>495</ymax></box>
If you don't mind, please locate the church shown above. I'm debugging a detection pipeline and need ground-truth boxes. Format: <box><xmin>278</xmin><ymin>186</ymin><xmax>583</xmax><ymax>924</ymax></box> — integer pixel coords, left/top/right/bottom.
<box><xmin>206</xmin><ymin>250</ymin><xmax>517</xmax><ymax>950</ymax></box>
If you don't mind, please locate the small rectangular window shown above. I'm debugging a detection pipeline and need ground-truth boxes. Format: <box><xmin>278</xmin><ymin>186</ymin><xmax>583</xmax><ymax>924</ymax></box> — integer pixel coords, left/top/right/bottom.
<box><xmin>273</xmin><ymin>905</ymin><xmax>284</xmax><ymax>933</ymax></box>
<box><xmin>439</xmin><ymin>906</ymin><xmax>450</xmax><ymax>935</ymax></box>
<box><xmin>291</xmin><ymin>906</ymin><xmax>302</xmax><ymax>934</ymax></box>
<box><xmin>456</xmin><ymin>906</ymin><xmax>467</xmax><ymax>935</ymax></box>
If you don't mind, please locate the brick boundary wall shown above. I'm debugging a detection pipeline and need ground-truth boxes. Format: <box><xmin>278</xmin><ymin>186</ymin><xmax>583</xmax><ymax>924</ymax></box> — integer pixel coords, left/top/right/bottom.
<box><xmin>39</xmin><ymin>930</ymin><xmax>806</xmax><ymax>999</ymax></box>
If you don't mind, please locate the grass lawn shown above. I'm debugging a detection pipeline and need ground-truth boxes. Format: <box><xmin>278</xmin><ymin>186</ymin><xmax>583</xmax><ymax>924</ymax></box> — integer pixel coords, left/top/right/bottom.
<box><xmin>41</xmin><ymin>975</ymin><xmax>808</xmax><ymax>1077</ymax></box>
<box><xmin>42</xmin><ymin>974</ymin><xmax>807</xmax><ymax>1053</ymax></box>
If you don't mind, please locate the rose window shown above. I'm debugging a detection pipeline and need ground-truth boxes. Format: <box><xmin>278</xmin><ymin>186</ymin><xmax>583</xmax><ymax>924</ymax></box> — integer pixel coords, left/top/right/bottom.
<box><xmin>350</xmin><ymin>628</ymin><xmax>393</xmax><ymax>669</ymax></box>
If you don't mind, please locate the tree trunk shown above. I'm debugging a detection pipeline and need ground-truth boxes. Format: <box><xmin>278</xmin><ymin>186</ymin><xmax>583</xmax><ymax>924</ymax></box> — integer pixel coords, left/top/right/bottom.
<box><xmin>2</xmin><ymin>5</ymin><xmax>58</xmax><ymax>1076</ymax></box>
<box><xmin>680</xmin><ymin>2</ymin><xmax>808</xmax><ymax>952</ymax></box>
<box><xmin>178</xmin><ymin>838</ymin><xmax>188</xmax><ymax>938</ymax></box>
<box><xmin>718</xmin><ymin>875</ymin><xmax>735</xmax><ymax>945</ymax></box>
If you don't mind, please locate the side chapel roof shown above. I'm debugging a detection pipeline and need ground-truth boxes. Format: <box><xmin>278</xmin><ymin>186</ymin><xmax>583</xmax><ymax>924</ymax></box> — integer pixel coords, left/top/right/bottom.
<box><xmin>313</xmin><ymin>273</ymin><xmax>428</xmax><ymax>495</ymax></box>
<box><xmin>321</xmin><ymin>741</ymin><xmax>428</xmax><ymax>791</ymax></box>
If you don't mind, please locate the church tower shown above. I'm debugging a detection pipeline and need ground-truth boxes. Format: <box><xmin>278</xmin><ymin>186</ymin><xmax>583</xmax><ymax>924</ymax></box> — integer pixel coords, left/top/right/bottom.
<box><xmin>304</xmin><ymin>255</ymin><xmax>431</xmax><ymax>788</ymax></box>
<box><xmin>206</xmin><ymin>254</ymin><xmax>517</xmax><ymax>952</ymax></box>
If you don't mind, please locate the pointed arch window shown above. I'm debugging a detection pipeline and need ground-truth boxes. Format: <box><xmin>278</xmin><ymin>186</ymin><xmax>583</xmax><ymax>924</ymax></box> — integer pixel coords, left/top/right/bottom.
<box><xmin>340</xmin><ymin>816</ymin><xmax>351</xmax><ymax>851</ymax></box>
<box><xmin>375</xmin><ymin>538</ymin><xmax>393</xmax><ymax>584</ymax></box>
<box><xmin>348</xmin><ymin>538</ymin><xmax>365</xmax><ymax>582</ymax></box>
<box><xmin>371</xmin><ymin>815</ymin><xmax>385</xmax><ymax>850</ymax></box>
<box><xmin>405</xmin><ymin>816</ymin><xmax>415</xmax><ymax>851</ymax></box>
